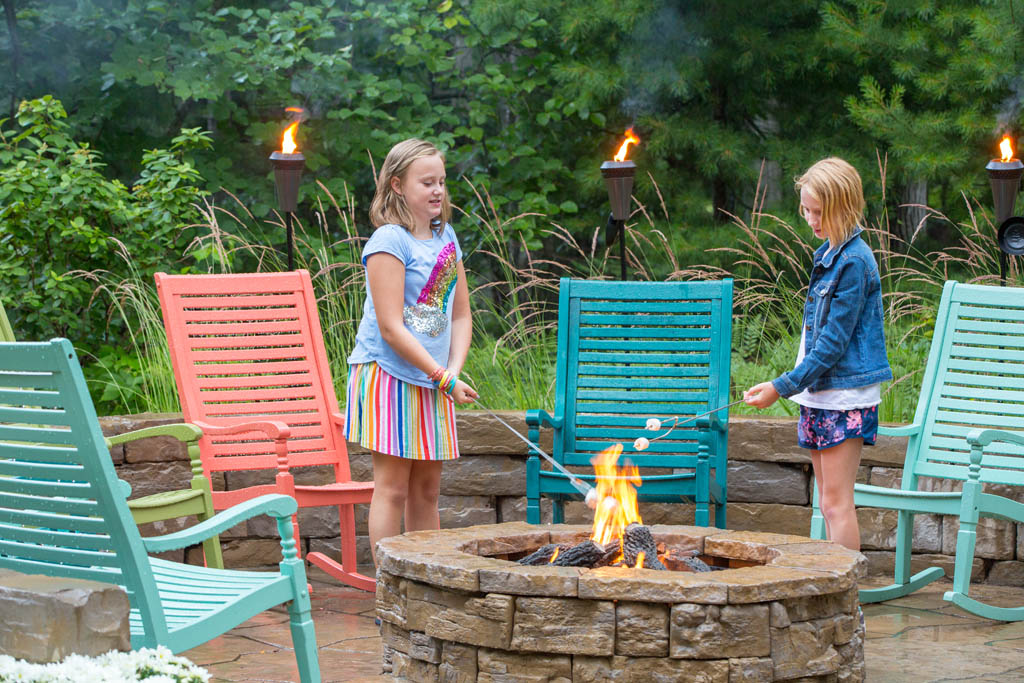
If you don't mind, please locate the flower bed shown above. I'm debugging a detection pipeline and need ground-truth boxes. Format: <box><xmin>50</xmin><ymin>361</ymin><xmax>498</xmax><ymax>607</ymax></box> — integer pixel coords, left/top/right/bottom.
<box><xmin>0</xmin><ymin>646</ymin><xmax>209</xmax><ymax>682</ymax></box>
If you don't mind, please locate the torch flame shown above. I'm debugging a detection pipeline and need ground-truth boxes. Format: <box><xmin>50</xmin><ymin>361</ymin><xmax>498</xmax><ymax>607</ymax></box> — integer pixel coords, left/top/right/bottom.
<box><xmin>589</xmin><ymin>443</ymin><xmax>642</xmax><ymax>548</ymax></box>
<box><xmin>1001</xmin><ymin>136</ymin><xmax>1015</xmax><ymax>163</ymax></box>
<box><xmin>613</xmin><ymin>128</ymin><xmax>640</xmax><ymax>162</ymax></box>
<box><xmin>281</xmin><ymin>121</ymin><xmax>300</xmax><ymax>155</ymax></box>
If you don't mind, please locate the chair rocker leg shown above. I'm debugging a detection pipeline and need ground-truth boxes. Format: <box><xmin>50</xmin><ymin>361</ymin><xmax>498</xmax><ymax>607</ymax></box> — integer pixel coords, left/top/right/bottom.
<box><xmin>943</xmin><ymin>590</ymin><xmax>1024</xmax><ymax>622</ymax></box>
<box><xmin>858</xmin><ymin>567</ymin><xmax>944</xmax><ymax>604</ymax></box>
<box><xmin>306</xmin><ymin>504</ymin><xmax>376</xmax><ymax>592</ymax></box>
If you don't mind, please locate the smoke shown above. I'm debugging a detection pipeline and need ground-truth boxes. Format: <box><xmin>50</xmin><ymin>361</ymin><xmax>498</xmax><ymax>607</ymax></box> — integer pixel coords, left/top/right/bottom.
<box><xmin>617</xmin><ymin>4</ymin><xmax>695</xmax><ymax>120</ymax></box>
<box><xmin>995</xmin><ymin>78</ymin><xmax>1024</xmax><ymax>133</ymax></box>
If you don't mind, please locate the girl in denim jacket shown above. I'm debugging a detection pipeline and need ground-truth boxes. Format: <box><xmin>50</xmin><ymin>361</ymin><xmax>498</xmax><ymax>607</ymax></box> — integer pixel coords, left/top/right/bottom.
<box><xmin>743</xmin><ymin>158</ymin><xmax>892</xmax><ymax>551</ymax></box>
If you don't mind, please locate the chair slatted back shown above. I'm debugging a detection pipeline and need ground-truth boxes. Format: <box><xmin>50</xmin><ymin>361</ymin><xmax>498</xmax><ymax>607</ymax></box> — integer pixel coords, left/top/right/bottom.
<box><xmin>555</xmin><ymin>278</ymin><xmax>733</xmax><ymax>472</ymax></box>
<box><xmin>0</xmin><ymin>339</ymin><xmax>164</xmax><ymax>638</ymax></box>
<box><xmin>156</xmin><ymin>271</ymin><xmax>349</xmax><ymax>477</ymax></box>
<box><xmin>910</xmin><ymin>281</ymin><xmax>1024</xmax><ymax>486</ymax></box>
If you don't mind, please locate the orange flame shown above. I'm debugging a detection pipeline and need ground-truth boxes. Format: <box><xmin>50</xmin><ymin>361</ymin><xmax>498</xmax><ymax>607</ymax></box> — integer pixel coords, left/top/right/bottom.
<box><xmin>589</xmin><ymin>443</ymin><xmax>642</xmax><ymax>548</ymax></box>
<box><xmin>634</xmin><ymin>551</ymin><xmax>645</xmax><ymax>569</ymax></box>
<box><xmin>281</xmin><ymin>121</ymin><xmax>300</xmax><ymax>154</ymax></box>
<box><xmin>1001</xmin><ymin>136</ymin><xmax>1015</xmax><ymax>162</ymax></box>
<box><xmin>548</xmin><ymin>547</ymin><xmax>560</xmax><ymax>563</ymax></box>
<box><xmin>613</xmin><ymin>128</ymin><xmax>640</xmax><ymax>162</ymax></box>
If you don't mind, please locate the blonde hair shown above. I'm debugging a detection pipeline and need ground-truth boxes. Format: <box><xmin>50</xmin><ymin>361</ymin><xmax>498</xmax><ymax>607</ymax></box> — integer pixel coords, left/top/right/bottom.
<box><xmin>369</xmin><ymin>138</ymin><xmax>451</xmax><ymax>232</ymax></box>
<box><xmin>795</xmin><ymin>157</ymin><xmax>865</xmax><ymax>244</ymax></box>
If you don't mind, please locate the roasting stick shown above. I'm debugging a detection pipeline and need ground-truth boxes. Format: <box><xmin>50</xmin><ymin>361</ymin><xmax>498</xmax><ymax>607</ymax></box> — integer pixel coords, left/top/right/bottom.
<box><xmin>471</xmin><ymin>398</ymin><xmax>605</xmax><ymax>509</ymax></box>
<box><xmin>652</xmin><ymin>399</ymin><xmax>745</xmax><ymax>435</ymax></box>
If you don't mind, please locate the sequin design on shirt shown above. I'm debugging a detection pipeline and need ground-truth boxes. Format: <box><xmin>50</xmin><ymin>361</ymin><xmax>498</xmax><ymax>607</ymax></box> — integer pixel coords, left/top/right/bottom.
<box><xmin>403</xmin><ymin>241</ymin><xmax>457</xmax><ymax>337</ymax></box>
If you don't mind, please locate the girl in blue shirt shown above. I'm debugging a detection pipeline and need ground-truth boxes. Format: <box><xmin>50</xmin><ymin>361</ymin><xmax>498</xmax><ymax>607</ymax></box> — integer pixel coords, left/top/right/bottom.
<box><xmin>744</xmin><ymin>157</ymin><xmax>892</xmax><ymax>551</ymax></box>
<box><xmin>344</xmin><ymin>139</ymin><xmax>478</xmax><ymax>565</ymax></box>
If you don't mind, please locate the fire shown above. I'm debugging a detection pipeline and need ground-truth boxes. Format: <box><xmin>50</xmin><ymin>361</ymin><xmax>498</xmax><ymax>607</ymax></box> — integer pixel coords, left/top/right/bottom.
<box><xmin>548</xmin><ymin>547</ymin><xmax>560</xmax><ymax>563</ymax></box>
<box><xmin>1001</xmin><ymin>135</ymin><xmax>1015</xmax><ymax>163</ymax></box>
<box><xmin>613</xmin><ymin>128</ymin><xmax>640</xmax><ymax>162</ymax></box>
<box><xmin>281</xmin><ymin>121</ymin><xmax>300</xmax><ymax>154</ymax></box>
<box><xmin>634</xmin><ymin>552</ymin><xmax>645</xmax><ymax>569</ymax></box>
<box><xmin>589</xmin><ymin>443</ymin><xmax>642</xmax><ymax>548</ymax></box>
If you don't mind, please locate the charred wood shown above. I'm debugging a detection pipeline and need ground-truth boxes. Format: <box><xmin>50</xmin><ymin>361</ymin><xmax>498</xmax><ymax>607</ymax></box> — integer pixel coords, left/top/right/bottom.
<box><xmin>622</xmin><ymin>523</ymin><xmax>667</xmax><ymax>570</ymax></box>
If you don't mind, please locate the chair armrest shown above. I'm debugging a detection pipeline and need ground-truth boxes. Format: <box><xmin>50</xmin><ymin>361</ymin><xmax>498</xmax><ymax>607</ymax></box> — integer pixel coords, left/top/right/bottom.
<box><xmin>330</xmin><ymin>411</ymin><xmax>345</xmax><ymax>429</ymax></box>
<box><xmin>967</xmin><ymin>428</ymin><xmax>1024</xmax><ymax>450</ymax></box>
<box><xmin>192</xmin><ymin>419</ymin><xmax>291</xmax><ymax>440</ymax></box>
<box><xmin>105</xmin><ymin>422</ymin><xmax>203</xmax><ymax>448</ymax></box>
<box><xmin>696</xmin><ymin>414</ymin><xmax>728</xmax><ymax>433</ymax></box>
<box><xmin>525</xmin><ymin>409</ymin><xmax>562</xmax><ymax>429</ymax></box>
<box><xmin>877</xmin><ymin>423</ymin><xmax>921</xmax><ymax>438</ymax></box>
<box><xmin>141</xmin><ymin>494</ymin><xmax>299</xmax><ymax>553</ymax></box>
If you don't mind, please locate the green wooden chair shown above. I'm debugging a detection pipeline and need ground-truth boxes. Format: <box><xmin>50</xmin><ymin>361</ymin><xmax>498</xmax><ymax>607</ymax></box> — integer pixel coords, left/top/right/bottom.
<box><xmin>0</xmin><ymin>297</ymin><xmax>223</xmax><ymax>567</ymax></box>
<box><xmin>526</xmin><ymin>278</ymin><xmax>733</xmax><ymax>527</ymax></box>
<box><xmin>810</xmin><ymin>281</ymin><xmax>1024</xmax><ymax>620</ymax></box>
<box><xmin>0</xmin><ymin>339</ymin><xmax>320</xmax><ymax>680</ymax></box>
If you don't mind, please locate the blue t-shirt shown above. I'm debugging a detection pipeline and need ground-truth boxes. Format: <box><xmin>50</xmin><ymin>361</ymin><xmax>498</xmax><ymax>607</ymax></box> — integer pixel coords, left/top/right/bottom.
<box><xmin>347</xmin><ymin>223</ymin><xmax>463</xmax><ymax>387</ymax></box>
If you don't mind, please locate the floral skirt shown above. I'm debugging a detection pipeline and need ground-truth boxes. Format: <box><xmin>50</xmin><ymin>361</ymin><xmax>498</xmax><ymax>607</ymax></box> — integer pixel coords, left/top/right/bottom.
<box><xmin>797</xmin><ymin>405</ymin><xmax>878</xmax><ymax>450</ymax></box>
<box><xmin>343</xmin><ymin>361</ymin><xmax>459</xmax><ymax>461</ymax></box>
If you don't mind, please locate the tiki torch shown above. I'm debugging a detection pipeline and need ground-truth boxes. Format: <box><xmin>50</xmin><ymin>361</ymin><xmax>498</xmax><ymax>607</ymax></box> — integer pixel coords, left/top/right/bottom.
<box><xmin>987</xmin><ymin>135</ymin><xmax>1024</xmax><ymax>285</ymax></box>
<box><xmin>269</xmin><ymin>109</ymin><xmax>306</xmax><ymax>270</ymax></box>
<box><xmin>601</xmin><ymin>128</ymin><xmax>639</xmax><ymax>281</ymax></box>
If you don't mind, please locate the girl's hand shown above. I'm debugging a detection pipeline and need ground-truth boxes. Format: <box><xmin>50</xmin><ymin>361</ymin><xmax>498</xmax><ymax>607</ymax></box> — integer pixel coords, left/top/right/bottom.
<box><xmin>744</xmin><ymin>382</ymin><xmax>780</xmax><ymax>409</ymax></box>
<box><xmin>449</xmin><ymin>379</ymin><xmax>478</xmax><ymax>404</ymax></box>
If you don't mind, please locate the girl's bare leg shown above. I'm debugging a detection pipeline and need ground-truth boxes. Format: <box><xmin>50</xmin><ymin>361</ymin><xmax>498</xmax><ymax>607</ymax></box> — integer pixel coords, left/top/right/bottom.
<box><xmin>368</xmin><ymin>452</ymin><xmax>412</xmax><ymax>565</ymax></box>
<box><xmin>809</xmin><ymin>449</ymin><xmax>829</xmax><ymax>539</ymax></box>
<box><xmin>405</xmin><ymin>459</ymin><xmax>443</xmax><ymax>532</ymax></box>
<box><xmin>816</xmin><ymin>438</ymin><xmax>864</xmax><ymax>551</ymax></box>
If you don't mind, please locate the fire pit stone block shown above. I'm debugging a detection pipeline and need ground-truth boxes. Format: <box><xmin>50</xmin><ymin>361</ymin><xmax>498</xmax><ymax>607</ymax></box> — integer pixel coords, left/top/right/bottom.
<box><xmin>669</xmin><ymin>603</ymin><xmax>770</xmax><ymax>659</ymax></box>
<box><xmin>614</xmin><ymin>602</ymin><xmax>669</xmax><ymax>657</ymax></box>
<box><xmin>510</xmin><ymin>597</ymin><xmax>615</xmax><ymax>655</ymax></box>
<box><xmin>375</xmin><ymin>523</ymin><xmax>865</xmax><ymax>681</ymax></box>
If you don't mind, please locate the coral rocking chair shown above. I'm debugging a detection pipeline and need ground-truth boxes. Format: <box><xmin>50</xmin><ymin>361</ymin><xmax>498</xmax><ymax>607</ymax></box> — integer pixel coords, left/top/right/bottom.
<box><xmin>155</xmin><ymin>270</ymin><xmax>374</xmax><ymax>591</ymax></box>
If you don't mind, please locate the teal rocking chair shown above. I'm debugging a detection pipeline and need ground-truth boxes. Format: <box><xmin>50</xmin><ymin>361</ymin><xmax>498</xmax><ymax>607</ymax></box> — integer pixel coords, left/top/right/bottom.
<box><xmin>526</xmin><ymin>278</ymin><xmax>733</xmax><ymax>527</ymax></box>
<box><xmin>0</xmin><ymin>339</ymin><xmax>320</xmax><ymax>680</ymax></box>
<box><xmin>811</xmin><ymin>281</ymin><xmax>1024</xmax><ymax>621</ymax></box>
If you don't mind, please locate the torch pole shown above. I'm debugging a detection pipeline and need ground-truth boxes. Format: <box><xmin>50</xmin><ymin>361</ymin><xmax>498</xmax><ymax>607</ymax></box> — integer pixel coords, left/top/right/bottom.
<box><xmin>619</xmin><ymin>225</ymin><xmax>626</xmax><ymax>281</ymax></box>
<box><xmin>286</xmin><ymin>212</ymin><xmax>295</xmax><ymax>271</ymax></box>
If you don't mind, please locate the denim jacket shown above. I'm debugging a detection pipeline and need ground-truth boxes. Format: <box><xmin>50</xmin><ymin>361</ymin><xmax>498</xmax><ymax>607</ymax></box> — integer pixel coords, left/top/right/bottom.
<box><xmin>772</xmin><ymin>227</ymin><xmax>892</xmax><ymax>398</ymax></box>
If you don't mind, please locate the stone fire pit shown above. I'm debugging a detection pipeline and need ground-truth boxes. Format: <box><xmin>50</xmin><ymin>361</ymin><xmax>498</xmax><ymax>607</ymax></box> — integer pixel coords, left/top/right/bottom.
<box><xmin>376</xmin><ymin>522</ymin><xmax>866</xmax><ymax>682</ymax></box>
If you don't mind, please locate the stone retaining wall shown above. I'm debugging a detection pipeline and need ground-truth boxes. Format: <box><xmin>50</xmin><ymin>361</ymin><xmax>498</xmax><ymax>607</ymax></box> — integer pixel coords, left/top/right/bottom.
<box><xmin>102</xmin><ymin>413</ymin><xmax>1023</xmax><ymax>586</ymax></box>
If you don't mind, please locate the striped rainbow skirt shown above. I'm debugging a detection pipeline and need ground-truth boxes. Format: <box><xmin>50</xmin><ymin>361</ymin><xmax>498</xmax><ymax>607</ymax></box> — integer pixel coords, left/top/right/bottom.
<box><xmin>343</xmin><ymin>361</ymin><xmax>459</xmax><ymax>461</ymax></box>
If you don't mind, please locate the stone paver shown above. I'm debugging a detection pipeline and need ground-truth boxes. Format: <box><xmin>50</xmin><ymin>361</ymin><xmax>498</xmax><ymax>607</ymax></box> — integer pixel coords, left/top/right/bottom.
<box><xmin>184</xmin><ymin>570</ymin><xmax>1024</xmax><ymax>682</ymax></box>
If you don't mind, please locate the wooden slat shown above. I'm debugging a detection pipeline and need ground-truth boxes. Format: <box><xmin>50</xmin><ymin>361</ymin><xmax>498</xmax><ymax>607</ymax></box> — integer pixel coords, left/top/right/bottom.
<box><xmin>182</xmin><ymin>307</ymin><xmax>300</xmax><ymax>323</ymax></box>
<box><xmin>184</xmin><ymin>320</ymin><xmax>304</xmax><ymax>337</ymax></box>
<box><xmin>950</xmin><ymin>332</ymin><xmax>1024</xmax><ymax>349</ymax></box>
<box><xmin>196</xmin><ymin>373</ymin><xmax>315</xmax><ymax>391</ymax></box>
<box><xmin>569</xmin><ymin>401</ymin><xmax>711</xmax><ymax>414</ymax></box>
<box><xmin>0</xmin><ymin>507</ymin><xmax>107</xmax><ymax>534</ymax></box>
<box><xmin>576</xmin><ymin>377</ymin><xmax>709</xmax><ymax>391</ymax></box>
<box><xmin>956</xmin><ymin>304</ymin><xmax>1024</xmax><ymax>323</ymax></box>
<box><xmin>575</xmin><ymin>364</ymin><xmax>711</xmax><ymax>378</ymax></box>
<box><xmin>0</xmin><ymin>459</ymin><xmax>88</xmax><ymax>482</ymax></box>
<box><xmin>192</xmin><ymin>347</ymin><xmax>311</xmax><ymax>363</ymax></box>
<box><xmin>195</xmin><ymin>361</ymin><xmax>318</xmax><ymax>377</ymax></box>
<box><xmin>577</xmin><ymin>327</ymin><xmax>711</xmax><ymax>340</ymax></box>
<box><xmin>0</xmin><ymin>389</ymin><xmax>64</xmax><ymax>408</ymax></box>
<box><xmin>0</xmin><ymin>524</ymin><xmax>114</xmax><ymax>551</ymax></box>
<box><xmin>579</xmin><ymin>300</ymin><xmax>712</xmax><ymax>313</ymax></box>
<box><xmin>0</xmin><ymin>371</ymin><xmax>60</xmax><ymax>390</ymax></box>
<box><xmin>0</xmin><ymin>442</ymin><xmax>78</xmax><ymax>463</ymax></box>
<box><xmin>2</xmin><ymin>556</ymin><xmax>124</xmax><ymax>585</ymax></box>
<box><xmin>936</xmin><ymin>397</ymin><xmax>1024</xmax><ymax>417</ymax></box>
<box><xmin>184</xmin><ymin>334</ymin><xmax>306</xmax><ymax>350</ymax></box>
<box><xmin>577</xmin><ymin>339</ymin><xmax>711</xmax><ymax>352</ymax></box>
<box><xmin>0</xmin><ymin>539</ymin><xmax>121</xmax><ymax>568</ymax></box>
<box><xmin>578</xmin><ymin>313</ymin><xmax>712</xmax><ymax>326</ymax></box>
<box><xmin>0</xmin><ymin>477</ymin><xmax>94</xmax><ymax>498</ymax></box>
<box><xmin>0</xmin><ymin>491</ymin><xmax>99</xmax><ymax>516</ymax></box>
<box><xmin>947</xmin><ymin>345</ymin><xmax>1024</xmax><ymax>364</ymax></box>
<box><xmin>578</xmin><ymin>351</ymin><xmax>711</xmax><ymax>365</ymax></box>
<box><xmin>938</xmin><ymin>385</ymin><xmax>1024</xmax><ymax>403</ymax></box>
<box><xmin>942</xmin><ymin>371</ymin><xmax>1024</xmax><ymax>390</ymax></box>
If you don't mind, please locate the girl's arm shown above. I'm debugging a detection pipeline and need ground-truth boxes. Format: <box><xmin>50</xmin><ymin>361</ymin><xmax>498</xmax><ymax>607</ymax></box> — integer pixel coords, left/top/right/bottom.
<box><xmin>367</xmin><ymin>252</ymin><xmax>444</xmax><ymax>375</ymax></box>
<box><xmin>367</xmin><ymin>252</ymin><xmax>478</xmax><ymax>403</ymax></box>
<box><xmin>771</xmin><ymin>258</ymin><xmax>870</xmax><ymax>398</ymax></box>
<box><xmin>447</xmin><ymin>261</ymin><xmax>472</xmax><ymax>375</ymax></box>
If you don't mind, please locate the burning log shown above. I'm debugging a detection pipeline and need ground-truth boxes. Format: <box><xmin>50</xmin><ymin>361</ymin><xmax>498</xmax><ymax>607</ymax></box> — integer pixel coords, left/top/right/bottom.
<box><xmin>517</xmin><ymin>543</ymin><xmax>570</xmax><ymax>566</ymax></box>
<box><xmin>546</xmin><ymin>540</ymin><xmax>619</xmax><ymax>568</ymax></box>
<box><xmin>622</xmin><ymin>523</ymin><xmax>667</xmax><ymax>570</ymax></box>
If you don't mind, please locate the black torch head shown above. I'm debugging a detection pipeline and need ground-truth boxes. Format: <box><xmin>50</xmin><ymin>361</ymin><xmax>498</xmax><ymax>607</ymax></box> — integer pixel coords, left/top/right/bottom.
<box><xmin>986</xmin><ymin>159</ymin><xmax>1024</xmax><ymax>226</ymax></box>
<box><xmin>270</xmin><ymin>151</ymin><xmax>306</xmax><ymax>213</ymax></box>
<box><xmin>600</xmin><ymin>160</ymin><xmax>636</xmax><ymax>222</ymax></box>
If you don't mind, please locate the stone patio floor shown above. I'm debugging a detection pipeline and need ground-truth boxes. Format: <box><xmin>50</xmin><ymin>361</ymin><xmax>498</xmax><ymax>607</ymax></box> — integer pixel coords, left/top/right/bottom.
<box><xmin>183</xmin><ymin>569</ymin><xmax>1024</xmax><ymax>682</ymax></box>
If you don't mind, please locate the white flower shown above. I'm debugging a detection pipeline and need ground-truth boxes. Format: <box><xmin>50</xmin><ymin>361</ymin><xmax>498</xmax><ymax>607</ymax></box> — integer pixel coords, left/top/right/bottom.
<box><xmin>633</xmin><ymin>437</ymin><xmax>650</xmax><ymax>451</ymax></box>
<box><xmin>645</xmin><ymin>418</ymin><xmax>661</xmax><ymax>431</ymax></box>
<box><xmin>0</xmin><ymin>648</ymin><xmax>210</xmax><ymax>682</ymax></box>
